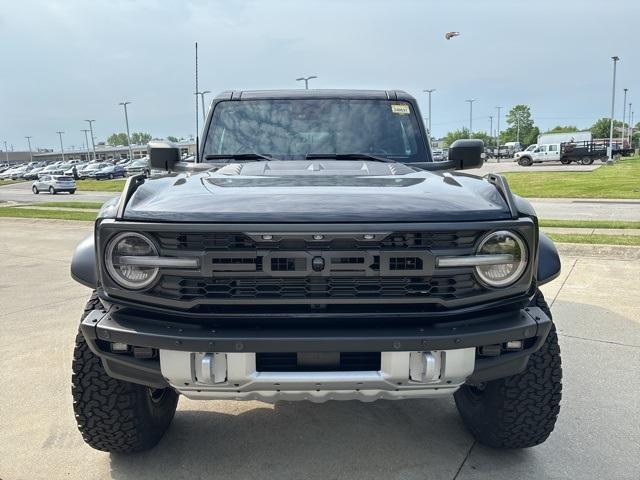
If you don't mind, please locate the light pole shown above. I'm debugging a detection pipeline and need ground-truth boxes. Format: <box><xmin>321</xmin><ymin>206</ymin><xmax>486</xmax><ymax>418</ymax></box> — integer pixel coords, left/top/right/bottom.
<box><xmin>119</xmin><ymin>101</ymin><xmax>135</xmax><ymax>161</ymax></box>
<box><xmin>465</xmin><ymin>99</ymin><xmax>475</xmax><ymax>133</ymax></box>
<box><xmin>25</xmin><ymin>136</ymin><xmax>33</xmax><ymax>162</ymax></box>
<box><xmin>84</xmin><ymin>119</ymin><xmax>97</xmax><ymax>160</ymax></box>
<box><xmin>2</xmin><ymin>141</ymin><xmax>8</xmax><ymax>163</ymax></box>
<box><xmin>629</xmin><ymin>103</ymin><xmax>633</xmax><ymax>145</ymax></box>
<box><xmin>195</xmin><ymin>90</ymin><xmax>211</xmax><ymax>123</ymax></box>
<box><xmin>56</xmin><ymin>131</ymin><xmax>66</xmax><ymax>162</ymax></box>
<box><xmin>489</xmin><ymin>116</ymin><xmax>494</xmax><ymax>145</ymax></box>
<box><xmin>296</xmin><ymin>76</ymin><xmax>317</xmax><ymax>89</ymax></box>
<box><xmin>423</xmin><ymin>89</ymin><xmax>435</xmax><ymax>137</ymax></box>
<box><xmin>495</xmin><ymin>106</ymin><xmax>502</xmax><ymax>162</ymax></box>
<box><xmin>608</xmin><ymin>56</ymin><xmax>620</xmax><ymax>161</ymax></box>
<box><xmin>81</xmin><ymin>129</ymin><xmax>92</xmax><ymax>162</ymax></box>
<box><xmin>621</xmin><ymin>88</ymin><xmax>628</xmax><ymax>146</ymax></box>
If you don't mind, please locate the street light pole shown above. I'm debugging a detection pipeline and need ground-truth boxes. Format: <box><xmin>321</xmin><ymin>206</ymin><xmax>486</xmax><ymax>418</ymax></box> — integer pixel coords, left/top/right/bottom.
<box><xmin>119</xmin><ymin>101</ymin><xmax>135</xmax><ymax>161</ymax></box>
<box><xmin>495</xmin><ymin>106</ymin><xmax>502</xmax><ymax>163</ymax></box>
<box><xmin>608</xmin><ymin>56</ymin><xmax>620</xmax><ymax>161</ymax></box>
<box><xmin>621</xmin><ymin>88</ymin><xmax>628</xmax><ymax>146</ymax></box>
<box><xmin>2</xmin><ymin>141</ymin><xmax>8</xmax><ymax>163</ymax></box>
<box><xmin>423</xmin><ymin>89</ymin><xmax>435</xmax><ymax>137</ymax></box>
<box><xmin>295</xmin><ymin>76</ymin><xmax>317</xmax><ymax>89</ymax></box>
<box><xmin>629</xmin><ymin>103</ymin><xmax>633</xmax><ymax>145</ymax></box>
<box><xmin>25</xmin><ymin>136</ymin><xmax>33</xmax><ymax>162</ymax></box>
<box><xmin>56</xmin><ymin>131</ymin><xmax>66</xmax><ymax>162</ymax></box>
<box><xmin>465</xmin><ymin>99</ymin><xmax>475</xmax><ymax>132</ymax></box>
<box><xmin>489</xmin><ymin>116</ymin><xmax>493</xmax><ymax>145</ymax></box>
<box><xmin>84</xmin><ymin>119</ymin><xmax>97</xmax><ymax>160</ymax></box>
<box><xmin>81</xmin><ymin>129</ymin><xmax>92</xmax><ymax>162</ymax></box>
<box><xmin>516</xmin><ymin>113</ymin><xmax>522</xmax><ymax>144</ymax></box>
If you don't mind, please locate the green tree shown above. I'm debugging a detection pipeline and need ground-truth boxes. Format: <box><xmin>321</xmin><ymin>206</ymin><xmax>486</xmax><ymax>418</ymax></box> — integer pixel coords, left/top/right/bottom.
<box><xmin>443</xmin><ymin>128</ymin><xmax>491</xmax><ymax>147</ymax></box>
<box><xmin>547</xmin><ymin>125</ymin><xmax>579</xmax><ymax>133</ymax></box>
<box><xmin>499</xmin><ymin>105</ymin><xmax>537</xmax><ymax>145</ymax></box>
<box><xmin>166</xmin><ymin>135</ymin><xmax>180</xmax><ymax>143</ymax></box>
<box><xmin>590</xmin><ymin>118</ymin><xmax>626</xmax><ymax>139</ymax></box>
<box><xmin>130</xmin><ymin>132</ymin><xmax>152</xmax><ymax>145</ymax></box>
<box><xmin>107</xmin><ymin>133</ymin><xmax>129</xmax><ymax>146</ymax></box>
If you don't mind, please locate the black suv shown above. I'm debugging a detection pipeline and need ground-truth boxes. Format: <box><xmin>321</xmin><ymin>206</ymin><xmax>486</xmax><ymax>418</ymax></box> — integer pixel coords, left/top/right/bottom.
<box><xmin>71</xmin><ymin>90</ymin><xmax>562</xmax><ymax>453</ymax></box>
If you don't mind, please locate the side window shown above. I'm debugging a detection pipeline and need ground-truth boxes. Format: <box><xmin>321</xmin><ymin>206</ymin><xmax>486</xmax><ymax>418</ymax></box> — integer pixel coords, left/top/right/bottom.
<box><xmin>537</xmin><ymin>145</ymin><xmax>547</xmax><ymax>153</ymax></box>
<box><xmin>548</xmin><ymin>145</ymin><xmax>558</xmax><ymax>152</ymax></box>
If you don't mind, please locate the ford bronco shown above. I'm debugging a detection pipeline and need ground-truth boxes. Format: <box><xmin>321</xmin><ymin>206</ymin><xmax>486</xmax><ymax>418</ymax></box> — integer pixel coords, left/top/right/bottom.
<box><xmin>70</xmin><ymin>89</ymin><xmax>562</xmax><ymax>453</ymax></box>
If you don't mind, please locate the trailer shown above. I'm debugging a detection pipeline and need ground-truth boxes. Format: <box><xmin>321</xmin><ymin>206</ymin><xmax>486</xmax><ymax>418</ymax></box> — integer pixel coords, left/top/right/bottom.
<box><xmin>517</xmin><ymin>141</ymin><xmax>608</xmax><ymax>166</ymax></box>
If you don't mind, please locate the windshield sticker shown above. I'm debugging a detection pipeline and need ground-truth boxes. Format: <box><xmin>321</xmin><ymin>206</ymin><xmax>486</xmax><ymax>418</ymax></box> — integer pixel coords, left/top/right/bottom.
<box><xmin>391</xmin><ymin>103</ymin><xmax>410</xmax><ymax>115</ymax></box>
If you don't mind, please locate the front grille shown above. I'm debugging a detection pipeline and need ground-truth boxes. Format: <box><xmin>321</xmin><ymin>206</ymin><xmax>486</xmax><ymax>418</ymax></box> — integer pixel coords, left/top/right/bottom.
<box><xmin>154</xmin><ymin>231</ymin><xmax>480</xmax><ymax>251</ymax></box>
<box><xmin>154</xmin><ymin>274</ymin><xmax>479</xmax><ymax>301</ymax></box>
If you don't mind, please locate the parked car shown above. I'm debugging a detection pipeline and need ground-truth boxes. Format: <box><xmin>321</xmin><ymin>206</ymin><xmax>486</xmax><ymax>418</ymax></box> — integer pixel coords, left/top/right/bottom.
<box><xmin>124</xmin><ymin>159</ymin><xmax>150</xmax><ymax>177</ymax></box>
<box><xmin>79</xmin><ymin>162</ymin><xmax>111</xmax><ymax>179</ymax></box>
<box><xmin>23</xmin><ymin>166</ymin><xmax>46</xmax><ymax>180</ymax></box>
<box><xmin>70</xmin><ymin>89</ymin><xmax>563</xmax><ymax>454</ymax></box>
<box><xmin>0</xmin><ymin>167</ymin><xmax>20</xmax><ymax>179</ymax></box>
<box><xmin>94</xmin><ymin>164</ymin><xmax>126</xmax><ymax>180</ymax></box>
<box><xmin>6</xmin><ymin>166</ymin><xmax>29</xmax><ymax>180</ymax></box>
<box><xmin>432</xmin><ymin>149</ymin><xmax>445</xmax><ymax>161</ymax></box>
<box><xmin>32</xmin><ymin>175</ymin><xmax>76</xmax><ymax>194</ymax></box>
<box><xmin>38</xmin><ymin>164</ymin><xmax>63</xmax><ymax>178</ymax></box>
<box><xmin>65</xmin><ymin>162</ymin><xmax>88</xmax><ymax>177</ymax></box>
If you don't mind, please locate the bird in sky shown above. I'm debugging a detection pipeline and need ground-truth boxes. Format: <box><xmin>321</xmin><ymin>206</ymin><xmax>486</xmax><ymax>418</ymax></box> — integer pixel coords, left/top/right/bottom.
<box><xmin>445</xmin><ymin>31</ymin><xmax>460</xmax><ymax>40</ymax></box>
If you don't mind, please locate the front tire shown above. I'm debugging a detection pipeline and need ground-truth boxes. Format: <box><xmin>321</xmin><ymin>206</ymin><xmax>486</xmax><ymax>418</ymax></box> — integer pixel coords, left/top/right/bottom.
<box><xmin>49</xmin><ymin>186</ymin><xmax>56</xmax><ymax>195</ymax></box>
<box><xmin>72</xmin><ymin>293</ymin><xmax>178</xmax><ymax>453</ymax></box>
<box><xmin>454</xmin><ymin>291</ymin><xmax>562</xmax><ymax>448</ymax></box>
<box><xmin>32</xmin><ymin>186</ymin><xmax>39</xmax><ymax>194</ymax></box>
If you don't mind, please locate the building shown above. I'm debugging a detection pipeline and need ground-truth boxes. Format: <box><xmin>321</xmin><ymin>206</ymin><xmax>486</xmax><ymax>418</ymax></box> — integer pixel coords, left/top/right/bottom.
<box><xmin>28</xmin><ymin>141</ymin><xmax>196</xmax><ymax>164</ymax></box>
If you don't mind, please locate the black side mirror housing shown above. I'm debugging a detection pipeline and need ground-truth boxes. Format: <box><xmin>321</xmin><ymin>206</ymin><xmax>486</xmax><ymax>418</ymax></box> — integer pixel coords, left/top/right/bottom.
<box><xmin>148</xmin><ymin>141</ymin><xmax>180</xmax><ymax>171</ymax></box>
<box><xmin>448</xmin><ymin>139</ymin><xmax>484</xmax><ymax>170</ymax></box>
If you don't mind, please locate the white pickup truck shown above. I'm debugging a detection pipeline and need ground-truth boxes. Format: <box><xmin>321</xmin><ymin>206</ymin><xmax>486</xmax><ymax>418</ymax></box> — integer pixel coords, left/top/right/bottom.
<box><xmin>517</xmin><ymin>141</ymin><xmax>607</xmax><ymax>166</ymax></box>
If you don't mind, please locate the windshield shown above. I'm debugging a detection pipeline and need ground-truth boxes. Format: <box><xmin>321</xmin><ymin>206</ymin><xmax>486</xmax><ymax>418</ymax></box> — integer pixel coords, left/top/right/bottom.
<box><xmin>203</xmin><ymin>99</ymin><xmax>427</xmax><ymax>162</ymax></box>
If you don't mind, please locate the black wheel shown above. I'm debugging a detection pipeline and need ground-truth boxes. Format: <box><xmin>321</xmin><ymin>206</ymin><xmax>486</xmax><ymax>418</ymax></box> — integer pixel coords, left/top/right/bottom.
<box><xmin>49</xmin><ymin>186</ymin><xmax>56</xmax><ymax>195</ymax></box>
<box><xmin>69</xmin><ymin>189</ymin><xmax>76</xmax><ymax>194</ymax></box>
<box><xmin>560</xmin><ymin>159</ymin><xmax>571</xmax><ymax>165</ymax></box>
<box><xmin>32</xmin><ymin>186</ymin><xmax>39</xmax><ymax>194</ymax></box>
<box><xmin>454</xmin><ymin>290</ymin><xmax>562</xmax><ymax>449</ymax></box>
<box><xmin>518</xmin><ymin>157</ymin><xmax>532</xmax><ymax>167</ymax></box>
<box><xmin>72</xmin><ymin>293</ymin><xmax>179</xmax><ymax>453</ymax></box>
<box><xmin>580</xmin><ymin>156</ymin><xmax>594</xmax><ymax>165</ymax></box>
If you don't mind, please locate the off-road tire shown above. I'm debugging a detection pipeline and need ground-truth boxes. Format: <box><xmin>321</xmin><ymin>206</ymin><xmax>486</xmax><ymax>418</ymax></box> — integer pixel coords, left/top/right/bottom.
<box><xmin>454</xmin><ymin>290</ymin><xmax>562</xmax><ymax>448</ymax></box>
<box><xmin>72</xmin><ymin>292</ymin><xmax>179</xmax><ymax>453</ymax></box>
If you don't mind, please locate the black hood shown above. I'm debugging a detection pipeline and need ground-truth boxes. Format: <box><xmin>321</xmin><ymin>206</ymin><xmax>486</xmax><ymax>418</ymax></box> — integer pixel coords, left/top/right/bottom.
<box><xmin>123</xmin><ymin>161</ymin><xmax>511</xmax><ymax>223</ymax></box>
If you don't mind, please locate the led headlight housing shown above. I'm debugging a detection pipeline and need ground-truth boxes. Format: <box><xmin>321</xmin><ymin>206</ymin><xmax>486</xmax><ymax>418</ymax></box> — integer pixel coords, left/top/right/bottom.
<box><xmin>475</xmin><ymin>230</ymin><xmax>528</xmax><ymax>287</ymax></box>
<box><xmin>105</xmin><ymin>232</ymin><xmax>159</xmax><ymax>289</ymax></box>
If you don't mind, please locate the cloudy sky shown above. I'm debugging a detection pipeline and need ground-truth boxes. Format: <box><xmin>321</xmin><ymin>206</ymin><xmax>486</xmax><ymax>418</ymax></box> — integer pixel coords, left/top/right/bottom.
<box><xmin>0</xmin><ymin>0</ymin><xmax>638</xmax><ymax>151</ymax></box>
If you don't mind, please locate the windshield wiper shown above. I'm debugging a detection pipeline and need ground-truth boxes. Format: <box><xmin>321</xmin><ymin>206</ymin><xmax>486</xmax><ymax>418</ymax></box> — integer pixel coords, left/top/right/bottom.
<box><xmin>204</xmin><ymin>153</ymin><xmax>280</xmax><ymax>162</ymax></box>
<box><xmin>305</xmin><ymin>153</ymin><xmax>396</xmax><ymax>163</ymax></box>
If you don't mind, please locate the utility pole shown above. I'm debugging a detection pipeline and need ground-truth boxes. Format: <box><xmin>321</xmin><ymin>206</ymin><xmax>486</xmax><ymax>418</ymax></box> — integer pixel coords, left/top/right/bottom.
<box><xmin>516</xmin><ymin>112</ymin><xmax>522</xmax><ymax>144</ymax></box>
<box><xmin>495</xmin><ymin>106</ymin><xmax>502</xmax><ymax>163</ymax></box>
<box><xmin>489</xmin><ymin>116</ymin><xmax>494</xmax><ymax>145</ymax></box>
<box><xmin>629</xmin><ymin>103</ymin><xmax>633</xmax><ymax>145</ymax></box>
<box><xmin>84</xmin><ymin>119</ymin><xmax>97</xmax><ymax>161</ymax></box>
<box><xmin>25</xmin><ymin>136</ymin><xmax>33</xmax><ymax>162</ymax></box>
<box><xmin>81</xmin><ymin>129</ymin><xmax>92</xmax><ymax>162</ymax></box>
<box><xmin>119</xmin><ymin>101</ymin><xmax>135</xmax><ymax>161</ymax></box>
<box><xmin>295</xmin><ymin>76</ymin><xmax>317</xmax><ymax>89</ymax></box>
<box><xmin>2</xmin><ymin>141</ymin><xmax>8</xmax><ymax>163</ymax></box>
<box><xmin>621</xmin><ymin>88</ymin><xmax>628</xmax><ymax>145</ymax></box>
<box><xmin>56</xmin><ymin>131</ymin><xmax>66</xmax><ymax>162</ymax></box>
<box><xmin>465</xmin><ymin>99</ymin><xmax>476</xmax><ymax>132</ymax></box>
<box><xmin>608</xmin><ymin>56</ymin><xmax>620</xmax><ymax>161</ymax></box>
<box><xmin>423</xmin><ymin>89</ymin><xmax>435</xmax><ymax>137</ymax></box>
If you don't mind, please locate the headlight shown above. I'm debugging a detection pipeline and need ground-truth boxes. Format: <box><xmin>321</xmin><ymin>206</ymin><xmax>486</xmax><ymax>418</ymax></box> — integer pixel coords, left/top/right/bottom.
<box><xmin>105</xmin><ymin>232</ymin><xmax>159</xmax><ymax>289</ymax></box>
<box><xmin>475</xmin><ymin>230</ymin><xmax>527</xmax><ymax>287</ymax></box>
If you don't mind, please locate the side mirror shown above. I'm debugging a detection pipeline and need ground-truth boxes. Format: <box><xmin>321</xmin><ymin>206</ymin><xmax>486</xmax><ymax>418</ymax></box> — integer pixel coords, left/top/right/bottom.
<box><xmin>448</xmin><ymin>139</ymin><xmax>484</xmax><ymax>170</ymax></box>
<box><xmin>148</xmin><ymin>141</ymin><xmax>180</xmax><ymax>171</ymax></box>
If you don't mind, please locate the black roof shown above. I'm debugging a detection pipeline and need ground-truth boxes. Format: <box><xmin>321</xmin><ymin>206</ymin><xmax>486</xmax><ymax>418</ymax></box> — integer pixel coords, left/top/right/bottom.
<box><xmin>214</xmin><ymin>89</ymin><xmax>416</xmax><ymax>101</ymax></box>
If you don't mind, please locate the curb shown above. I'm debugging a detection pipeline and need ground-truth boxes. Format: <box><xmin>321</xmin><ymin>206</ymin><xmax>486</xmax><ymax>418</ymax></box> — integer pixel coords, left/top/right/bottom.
<box><xmin>555</xmin><ymin>242</ymin><xmax>640</xmax><ymax>260</ymax></box>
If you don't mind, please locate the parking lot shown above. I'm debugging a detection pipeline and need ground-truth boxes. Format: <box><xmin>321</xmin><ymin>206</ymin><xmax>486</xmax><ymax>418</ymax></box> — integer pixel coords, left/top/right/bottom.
<box><xmin>0</xmin><ymin>217</ymin><xmax>638</xmax><ymax>480</ymax></box>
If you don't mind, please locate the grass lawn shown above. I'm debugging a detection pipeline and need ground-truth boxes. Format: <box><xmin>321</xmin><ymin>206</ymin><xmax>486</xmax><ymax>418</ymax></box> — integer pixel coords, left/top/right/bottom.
<box><xmin>76</xmin><ymin>179</ymin><xmax>127</xmax><ymax>192</ymax></box>
<box><xmin>35</xmin><ymin>201</ymin><xmax>104</xmax><ymax>209</ymax></box>
<box><xmin>504</xmin><ymin>156</ymin><xmax>640</xmax><ymax>199</ymax></box>
<box><xmin>546</xmin><ymin>233</ymin><xmax>640</xmax><ymax>246</ymax></box>
<box><xmin>0</xmin><ymin>207</ymin><xmax>96</xmax><ymax>221</ymax></box>
<box><xmin>539</xmin><ymin>219</ymin><xmax>640</xmax><ymax>229</ymax></box>
<box><xmin>0</xmin><ymin>180</ymin><xmax>27</xmax><ymax>186</ymax></box>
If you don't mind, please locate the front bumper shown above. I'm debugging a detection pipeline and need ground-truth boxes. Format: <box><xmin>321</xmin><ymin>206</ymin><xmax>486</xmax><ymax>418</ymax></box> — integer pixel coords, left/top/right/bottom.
<box><xmin>80</xmin><ymin>305</ymin><xmax>552</xmax><ymax>400</ymax></box>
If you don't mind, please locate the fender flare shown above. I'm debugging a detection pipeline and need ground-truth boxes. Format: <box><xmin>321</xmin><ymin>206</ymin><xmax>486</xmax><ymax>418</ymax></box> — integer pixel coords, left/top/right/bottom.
<box><xmin>70</xmin><ymin>233</ymin><xmax>98</xmax><ymax>289</ymax></box>
<box><xmin>537</xmin><ymin>232</ymin><xmax>561</xmax><ymax>285</ymax></box>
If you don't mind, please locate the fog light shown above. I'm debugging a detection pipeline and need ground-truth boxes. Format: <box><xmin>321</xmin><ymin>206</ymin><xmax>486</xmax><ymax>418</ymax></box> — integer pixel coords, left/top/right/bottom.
<box><xmin>312</xmin><ymin>234</ymin><xmax>325</xmax><ymax>240</ymax></box>
<box><xmin>363</xmin><ymin>234</ymin><xmax>375</xmax><ymax>240</ymax></box>
<box><xmin>111</xmin><ymin>342</ymin><xmax>129</xmax><ymax>352</ymax></box>
<box><xmin>505</xmin><ymin>340</ymin><xmax>523</xmax><ymax>350</ymax></box>
<box><xmin>261</xmin><ymin>234</ymin><xmax>273</xmax><ymax>240</ymax></box>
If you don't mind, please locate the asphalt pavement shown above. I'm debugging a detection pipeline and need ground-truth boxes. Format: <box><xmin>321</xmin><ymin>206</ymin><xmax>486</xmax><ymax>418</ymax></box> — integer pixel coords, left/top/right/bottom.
<box><xmin>0</xmin><ymin>218</ymin><xmax>638</xmax><ymax>480</ymax></box>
